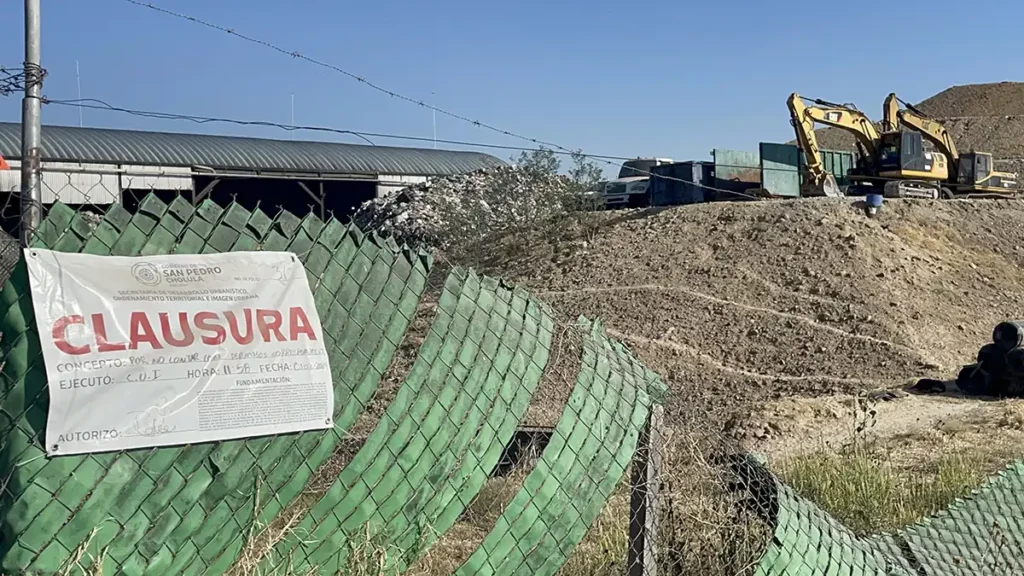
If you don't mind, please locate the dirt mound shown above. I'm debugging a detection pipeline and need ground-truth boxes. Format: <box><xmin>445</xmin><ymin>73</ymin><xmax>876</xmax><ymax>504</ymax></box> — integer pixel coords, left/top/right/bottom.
<box><xmin>488</xmin><ymin>199</ymin><xmax>1024</xmax><ymax>423</ymax></box>
<box><xmin>916</xmin><ymin>82</ymin><xmax>1024</xmax><ymax>118</ymax></box>
<box><xmin>810</xmin><ymin>82</ymin><xmax>1024</xmax><ymax>164</ymax></box>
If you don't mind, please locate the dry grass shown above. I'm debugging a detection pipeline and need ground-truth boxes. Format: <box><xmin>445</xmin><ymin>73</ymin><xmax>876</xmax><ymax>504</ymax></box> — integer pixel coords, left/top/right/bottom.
<box><xmin>55</xmin><ymin>527</ymin><xmax>107</xmax><ymax>576</ymax></box>
<box><xmin>780</xmin><ymin>444</ymin><xmax>979</xmax><ymax>534</ymax></box>
<box><xmin>656</xmin><ymin>426</ymin><xmax>772</xmax><ymax>576</ymax></box>
<box><xmin>556</xmin><ymin>491</ymin><xmax>629</xmax><ymax>576</ymax></box>
<box><xmin>778</xmin><ymin>438</ymin><xmax>1016</xmax><ymax>536</ymax></box>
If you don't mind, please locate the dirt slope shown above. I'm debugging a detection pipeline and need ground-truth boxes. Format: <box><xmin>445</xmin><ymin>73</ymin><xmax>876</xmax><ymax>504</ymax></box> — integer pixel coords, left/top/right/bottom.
<box><xmin>916</xmin><ymin>82</ymin><xmax>1024</xmax><ymax>118</ymax></box>
<box><xmin>490</xmin><ymin>199</ymin><xmax>1024</xmax><ymax>422</ymax></box>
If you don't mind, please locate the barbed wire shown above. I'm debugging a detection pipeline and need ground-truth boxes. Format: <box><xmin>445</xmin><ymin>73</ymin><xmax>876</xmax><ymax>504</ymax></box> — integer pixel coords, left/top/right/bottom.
<box><xmin>123</xmin><ymin>0</ymin><xmax>580</xmax><ymax>157</ymax></box>
<box><xmin>43</xmin><ymin>96</ymin><xmax>771</xmax><ymax>200</ymax></box>
<box><xmin>39</xmin><ymin>97</ymin><xmax>1024</xmax><ymax>201</ymax></box>
<box><xmin>0</xmin><ymin>66</ymin><xmax>27</xmax><ymax>96</ymax></box>
<box><xmin>39</xmin><ymin>97</ymin><xmax>1024</xmax><ymax>202</ymax></box>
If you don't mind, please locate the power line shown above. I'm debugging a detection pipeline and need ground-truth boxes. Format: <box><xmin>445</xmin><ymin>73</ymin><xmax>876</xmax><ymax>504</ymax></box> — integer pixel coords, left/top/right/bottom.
<box><xmin>48</xmin><ymin>97</ymin><xmax>1020</xmax><ymax>200</ymax></box>
<box><xmin>42</xmin><ymin>96</ymin><xmax>765</xmax><ymax>199</ymax></box>
<box><xmin>123</xmin><ymin>0</ymin><xmax>580</xmax><ymax>156</ymax></box>
<box><xmin>43</xmin><ymin>97</ymin><xmax>617</xmax><ymax>157</ymax></box>
<box><xmin>114</xmin><ymin>2</ymin><xmax>1024</xmax><ymax>197</ymax></box>
<box><xmin>45</xmin><ymin>97</ymin><xmax>383</xmax><ymax>146</ymax></box>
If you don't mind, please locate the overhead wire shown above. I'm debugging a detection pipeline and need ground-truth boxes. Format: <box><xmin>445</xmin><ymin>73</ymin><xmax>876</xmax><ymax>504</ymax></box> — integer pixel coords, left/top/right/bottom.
<box><xmin>120</xmin><ymin>1</ymin><xmax>1024</xmax><ymax>198</ymax></box>
<box><xmin>123</xmin><ymin>0</ymin><xmax>578</xmax><ymax>156</ymax></box>
<box><xmin>42</xmin><ymin>96</ymin><xmax>769</xmax><ymax>200</ymax></box>
<box><xmin>41</xmin><ymin>97</ymin><xmax>1024</xmax><ymax>198</ymax></box>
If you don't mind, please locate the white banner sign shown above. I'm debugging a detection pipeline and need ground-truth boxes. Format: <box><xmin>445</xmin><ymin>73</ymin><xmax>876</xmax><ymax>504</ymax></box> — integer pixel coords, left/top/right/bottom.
<box><xmin>25</xmin><ymin>248</ymin><xmax>334</xmax><ymax>456</ymax></box>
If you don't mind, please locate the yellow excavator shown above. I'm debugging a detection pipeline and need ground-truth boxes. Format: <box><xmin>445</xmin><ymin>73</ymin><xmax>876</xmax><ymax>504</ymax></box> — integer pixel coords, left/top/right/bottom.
<box><xmin>787</xmin><ymin>93</ymin><xmax>877</xmax><ymax>197</ymax></box>
<box><xmin>884</xmin><ymin>93</ymin><xmax>1017</xmax><ymax>198</ymax></box>
<box><xmin>788</xmin><ymin>93</ymin><xmax>946</xmax><ymax>198</ymax></box>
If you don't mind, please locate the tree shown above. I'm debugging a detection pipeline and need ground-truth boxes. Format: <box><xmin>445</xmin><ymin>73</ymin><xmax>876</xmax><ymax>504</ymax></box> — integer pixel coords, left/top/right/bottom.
<box><xmin>566</xmin><ymin>150</ymin><xmax>604</xmax><ymax>194</ymax></box>
<box><xmin>512</xmin><ymin>147</ymin><xmax>560</xmax><ymax>176</ymax></box>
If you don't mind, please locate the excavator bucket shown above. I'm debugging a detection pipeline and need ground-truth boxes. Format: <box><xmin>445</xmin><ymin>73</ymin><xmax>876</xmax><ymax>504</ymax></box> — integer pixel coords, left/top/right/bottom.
<box><xmin>820</xmin><ymin>174</ymin><xmax>841</xmax><ymax>197</ymax></box>
<box><xmin>802</xmin><ymin>174</ymin><xmax>842</xmax><ymax>198</ymax></box>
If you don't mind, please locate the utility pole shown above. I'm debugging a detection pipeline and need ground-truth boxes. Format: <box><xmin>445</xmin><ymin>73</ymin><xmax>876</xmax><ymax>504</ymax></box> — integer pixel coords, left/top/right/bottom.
<box><xmin>76</xmin><ymin>60</ymin><xmax>83</xmax><ymax>127</ymax></box>
<box><xmin>20</xmin><ymin>0</ymin><xmax>43</xmax><ymax>245</ymax></box>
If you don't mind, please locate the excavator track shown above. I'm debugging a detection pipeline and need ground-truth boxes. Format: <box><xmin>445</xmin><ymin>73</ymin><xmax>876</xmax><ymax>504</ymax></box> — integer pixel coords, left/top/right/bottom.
<box><xmin>882</xmin><ymin>179</ymin><xmax>941</xmax><ymax>199</ymax></box>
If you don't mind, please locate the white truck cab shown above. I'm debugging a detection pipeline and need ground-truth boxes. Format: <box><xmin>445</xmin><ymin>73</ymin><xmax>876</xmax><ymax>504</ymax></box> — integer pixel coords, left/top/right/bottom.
<box><xmin>603</xmin><ymin>158</ymin><xmax>673</xmax><ymax>208</ymax></box>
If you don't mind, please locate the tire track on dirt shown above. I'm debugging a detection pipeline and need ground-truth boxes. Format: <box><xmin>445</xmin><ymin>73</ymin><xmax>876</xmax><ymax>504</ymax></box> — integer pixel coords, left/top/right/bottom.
<box><xmin>606</xmin><ymin>328</ymin><xmax>882</xmax><ymax>387</ymax></box>
<box><xmin>538</xmin><ymin>284</ymin><xmax>922</xmax><ymax>358</ymax></box>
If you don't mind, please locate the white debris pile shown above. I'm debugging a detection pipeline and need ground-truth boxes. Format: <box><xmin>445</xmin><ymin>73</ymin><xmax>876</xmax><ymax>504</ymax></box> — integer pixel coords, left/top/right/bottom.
<box><xmin>353</xmin><ymin>166</ymin><xmax>574</xmax><ymax>251</ymax></box>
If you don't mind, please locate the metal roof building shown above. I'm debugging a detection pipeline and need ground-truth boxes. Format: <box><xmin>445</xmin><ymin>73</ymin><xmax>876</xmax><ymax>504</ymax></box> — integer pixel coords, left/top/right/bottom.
<box><xmin>0</xmin><ymin>122</ymin><xmax>505</xmax><ymax>211</ymax></box>
<box><xmin>0</xmin><ymin>122</ymin><xmax>503</xmax><ymax>176</ymax></box>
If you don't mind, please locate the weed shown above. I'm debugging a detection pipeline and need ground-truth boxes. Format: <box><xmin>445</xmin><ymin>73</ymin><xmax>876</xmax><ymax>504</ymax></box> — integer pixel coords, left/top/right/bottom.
<box><xmin>779</xmin><ymin>443</ymin><xmax>990</xmax><ymax>535</ymax></box>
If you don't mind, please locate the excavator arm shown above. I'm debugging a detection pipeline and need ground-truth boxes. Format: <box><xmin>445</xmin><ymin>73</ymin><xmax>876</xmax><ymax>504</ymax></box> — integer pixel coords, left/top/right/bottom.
<box><xmin>882</xmin><ymin>93</ymin><xmax>899</xmax><ymax>133</ymax></box>
<box><xmin>886</xmin><ymin>93</ymin><xmax>1016</xmax><ymax>194</ymax></box>
<box><xmin>788</xmin><ymin>93</ymin><xmax>879</xmax><ymax>197</ymax></box>
<box><xmin>896</xmin><ymin>107</ymin><xmax>959</xmax><ymax>162</ymax></box>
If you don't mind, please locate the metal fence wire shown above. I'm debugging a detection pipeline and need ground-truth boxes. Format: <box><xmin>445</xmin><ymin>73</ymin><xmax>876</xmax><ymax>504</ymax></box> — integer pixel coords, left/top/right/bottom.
<box><xmin>0</xmin><ymin>170</ymin><xmax>1023</xmax><ymax>576</ymax></box>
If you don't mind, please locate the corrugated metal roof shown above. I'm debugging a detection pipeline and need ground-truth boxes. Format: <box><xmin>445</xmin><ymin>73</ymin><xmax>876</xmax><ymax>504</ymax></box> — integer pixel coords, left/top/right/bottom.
<box><xmin>0</xmin><ymin>122</ymin><xmax>505</xmax><ymax>176</ymax></box>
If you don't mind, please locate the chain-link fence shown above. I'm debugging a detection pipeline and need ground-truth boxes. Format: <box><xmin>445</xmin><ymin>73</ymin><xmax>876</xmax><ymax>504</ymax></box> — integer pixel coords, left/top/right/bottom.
<box><xmin>1</xmin><ymin>164</ymin><xmax>1024</xmax><ymax>576</ymax></box>
<box><xmin>0</xmin><ymin>186</ymin><xmax>674</xmax><ymax>576</ymax></box>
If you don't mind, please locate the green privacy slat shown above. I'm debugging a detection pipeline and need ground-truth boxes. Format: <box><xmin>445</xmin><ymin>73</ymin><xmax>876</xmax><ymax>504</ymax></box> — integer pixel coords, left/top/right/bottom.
<box><xmin>0</xmin><ymin>194</ymin><xmax>431</xmax><ymax>575</ymax></box>
<box><xmin>116</xmin><ymin>206</ymin><xmax>259</xmax><ymax>573</ymax></box>
<box><xmin>454</xmin><ymin>318</ymin><xmax>661</xmax><ymax>576</ymax></box>
<box><xmin>220</xmin><ymin>202</ymin><xmax>250</xmax><ymax>232</ymax></box>
<box><xmin>197</xmin><ymin>226</ymin><xmax>430</xmax><ymax>571</ymax></box>
<box><xmin>743</xmin><ymin>457</ymin><xmax>1024</xmax><ymax>575</ymax></box>
<box><xmin>138</xmin><ymin>194</ymin><xmax>169</xmax><ymax>220</ymax></box>
<box><xmin>9</xmin><ymin>199</ymin><xmax>233</xmax><ymax>574</ymax></box>
<box><xmin>297</xmin><ymin>272</ymin><xmax>554</xmax><ymax>574</ymax></box>
<box><xmin>390</xmin><ymin>290</ymin><xmax>556</xmax><ymax>562</ymax></box>
<box><xmin>261</xmin><ymin>268</ymin><xmax>475</xmax><ymax>573</ymax></box>
<box><xmin>2</xmin><ymin>192</ymin><xmax>688</xmax><ymax>576</ymax></box>
<box><xmin>185</xmin><ymin>233</ymin><xmax>428</xmax><ymax>573</ymax></box>
<box><xmin>530</xmin><ymin>333</ymin><xmax>654</xmax><ymax>576</ymax></box>
<box><xmin>104</xmin><ymin>203</ymin><xmax>134</xmax><ymax>233</ymax></box>
<box><xmin>195</xmin><ymin>199</ymin><xmax>224</xmax><ymax>225</ymax></box>
<box><xmin>302</xmin><ymin>271</ymin><xmax>496</xmax><ymax>570</ymax></box>
<box><xmin>750</xmin><ymin>480</ymin><xmax>910</xmax><ymax>576</ymax></box>
<box><xmin>868</xmin><ymin>460</ymin><xmax>1024</xmax><ymax>575</ymax></box>
<box><xmin>129</xmin><ymin>206</ymin><xmax>161</xmax><ymax>236</ymax></box>
<box><xmin>110</xmin><ymin>222</ymin><xmax>150</xmax><ymax>256</ymax></box>
<box><xmin>39</xmin><ymin>203</ymin><xmax>75</xmax><ymax>240</ymax></box>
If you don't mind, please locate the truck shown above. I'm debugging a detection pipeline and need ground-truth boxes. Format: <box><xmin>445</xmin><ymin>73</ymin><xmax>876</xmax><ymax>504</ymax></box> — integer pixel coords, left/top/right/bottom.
<box><xmin>601</xmin><ymin>157</ymin><xmax>673</xmax><ymax>208</ymax></box>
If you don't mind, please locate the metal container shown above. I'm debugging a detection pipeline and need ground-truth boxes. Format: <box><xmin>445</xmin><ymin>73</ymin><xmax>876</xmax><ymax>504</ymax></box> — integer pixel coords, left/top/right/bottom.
<box><xmin>798</xmin><ymin>148</ymin><xmax>855</xmax><ymax>186</ymax></box>
<box><xmin>650</xmin><ymin>162</ymin><xmax>712</xmax><ymax>206</ymax></box>
<box><xmin>759</xmin><ymin>143</ymin><xmax>801</xmax><ymax>198</ymax></box>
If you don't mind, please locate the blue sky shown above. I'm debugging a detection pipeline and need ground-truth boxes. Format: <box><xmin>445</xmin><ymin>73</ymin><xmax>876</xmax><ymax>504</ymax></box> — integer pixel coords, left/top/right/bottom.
<box><xmin>2</xmin><ymin>0</ymin><xmax>1022</xmax><ymax>176</ymax></box>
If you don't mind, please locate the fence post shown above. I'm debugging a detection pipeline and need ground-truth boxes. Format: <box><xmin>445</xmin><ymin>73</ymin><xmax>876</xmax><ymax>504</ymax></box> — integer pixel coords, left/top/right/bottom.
<box><xmin>628</xmin><ymin>403</ymin><xmax>663</xmax><ymax>576</ymax></box>
<box><xmin>20</xmin><ymin>0</ymin><xmax>43</xmax><ymax>246</ymax></box>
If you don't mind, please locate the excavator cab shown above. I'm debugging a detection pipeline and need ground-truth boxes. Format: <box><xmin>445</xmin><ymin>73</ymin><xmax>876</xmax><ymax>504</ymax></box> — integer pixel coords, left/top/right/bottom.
<box><xmin>958</xmin><ymin>151</ymin><xmax>1015</xmax><ymax>189</ymax></box>
<box><xmin>957</xmin><ymin>153</ymin><xmax>991</xmax><ymax>186</ymax></box>
<box><xmin>876</xmin><ymin>131</ymin><xmax>948</xmax><ymax>179</ymax></box>
<box><xmin>874</xmin><ymin>131</ymin><xmax>950</xmax><ymax>198</ymax></box>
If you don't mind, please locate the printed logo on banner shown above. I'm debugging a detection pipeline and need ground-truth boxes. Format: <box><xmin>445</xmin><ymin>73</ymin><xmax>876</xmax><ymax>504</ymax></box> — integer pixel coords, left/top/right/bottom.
<box><xmin>131</xmin><ymin>262</ymin><xmax>162</xmax><ymax>286</ymax></box>
<box><xmin>24</xmin><ymin>249</ymin><xmax>335</xmax><ymax>457</ymax></box>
